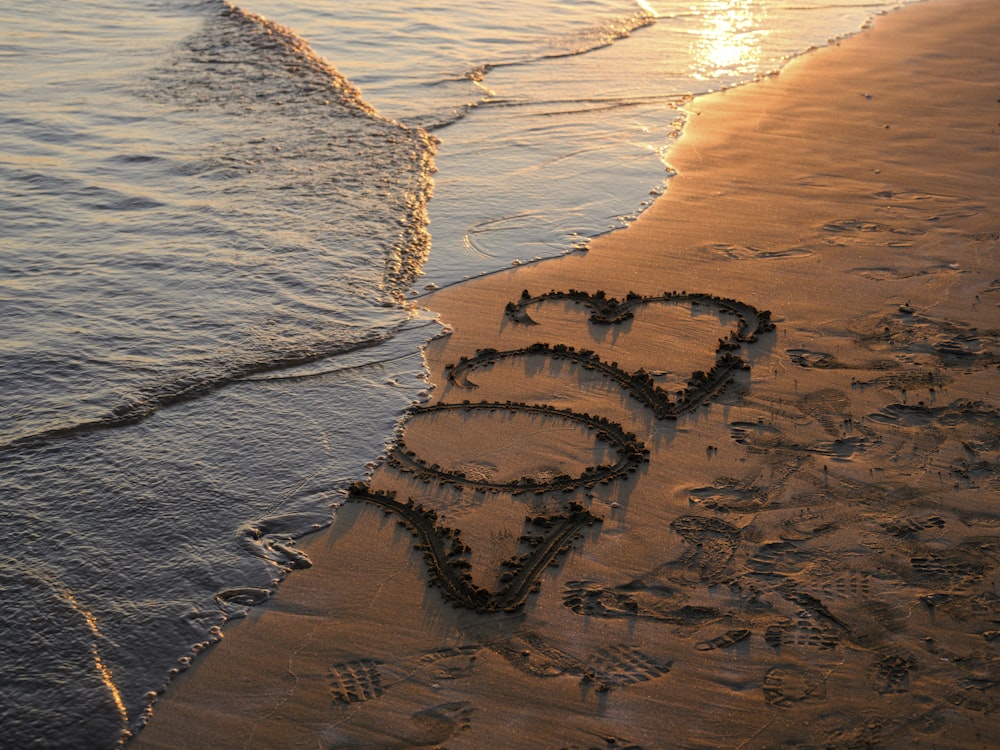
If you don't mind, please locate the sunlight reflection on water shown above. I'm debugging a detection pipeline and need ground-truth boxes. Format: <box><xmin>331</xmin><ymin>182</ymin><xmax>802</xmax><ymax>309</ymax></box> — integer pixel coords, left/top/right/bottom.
<box><xmin>691</xmin><ymin>0</ymin><xmax>768</xmax><ymax>80</ymax></box>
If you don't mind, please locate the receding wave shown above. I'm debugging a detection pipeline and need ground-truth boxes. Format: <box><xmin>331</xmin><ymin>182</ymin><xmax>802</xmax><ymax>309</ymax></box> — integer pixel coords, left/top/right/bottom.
<box><xmin>464</xmin><ymin>9</ymin><xmax>656</xmax><ymax>83</ymax></box>
<box><xmin>0</xmin><ymin>0</ymin><xmax>443</xmax><ymax>450</ymax></box>
<box><xmin>408</xmin><ymin>9</ymin><xmax>657</xmax><ymax>132</ymax></box>
<box><xmin>0</xmin><ymin>322</ymin><xmax>429</xmax><ymax>452</ymax></box>
<box><xmin>165</xmin><ymin>0</ymin><xmax>379</xmax><ymax>116</ymax></box>
<box><xmin>540</xmin><ymin>8</ymin><xmax>657</xmax><ymax>58</ymax></box>
<box><xmin>144</xmin><ymin>0</ymin><xmax>436</xmax><ymax>297</ymax></box>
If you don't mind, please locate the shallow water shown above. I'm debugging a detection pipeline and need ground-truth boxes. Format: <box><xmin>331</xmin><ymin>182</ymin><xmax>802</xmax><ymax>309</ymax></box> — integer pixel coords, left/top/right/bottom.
<box><xmin>0</xmin><ymin>0</ymin><xmax>912</xmax><ymax>745</ymax></box>
<box><xmin>247</xmin><ymin>0</ymin><xmax>911</xmax><ymax>287</ymax></box>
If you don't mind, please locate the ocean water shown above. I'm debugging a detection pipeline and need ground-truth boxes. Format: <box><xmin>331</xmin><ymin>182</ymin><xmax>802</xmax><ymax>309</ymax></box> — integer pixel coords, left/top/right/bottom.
<box><xmin>0</xmin><ymin>0</ymin><xmax>911</xmax><ymax>745</ymax></box>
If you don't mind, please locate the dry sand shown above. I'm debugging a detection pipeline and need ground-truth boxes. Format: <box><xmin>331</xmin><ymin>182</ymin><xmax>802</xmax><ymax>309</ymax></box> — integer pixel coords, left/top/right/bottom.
<box><xmin>132</xmin><ymin>0</ymin><xmax>1000</xmax><ymax>747</ymax></box>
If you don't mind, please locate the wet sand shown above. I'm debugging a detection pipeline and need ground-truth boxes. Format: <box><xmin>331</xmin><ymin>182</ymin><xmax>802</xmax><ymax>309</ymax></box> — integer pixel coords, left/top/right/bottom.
<box><xmin>131</xmin><ymin>0</ymin><xmax>1000</xmax><ymax>747</ymax></box>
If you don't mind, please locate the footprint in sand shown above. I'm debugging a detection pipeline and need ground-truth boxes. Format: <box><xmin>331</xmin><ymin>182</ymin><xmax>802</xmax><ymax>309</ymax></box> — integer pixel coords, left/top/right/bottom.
<box><xmin>821</xmin><ymin>218</ymin><xmax>925</xmax><ymax>247</ymax></box>
<box><xmin>818</xmin><ymin>570</ymin><xmax>872</xmax><ymax>600</ymax></box>
<box><xmin>558</xmin><ymin>731</ymin><xmax>644</xmax><ymax>749</ymax></box>
<box><xmin>488</xmin><ymin>631</ymin><xmax>673</xmax><ymax>693</ymax></box>
<box><xmin>729</xmin><ymin>420</ymin><xmax>783</xmax><ymax>448</ymax></box>
<box><xmin>786</xmin><ymin>348</ymin><xmax>841</xmax><ymax>368</ymax></box>
<box><xmin>779</xmin><ymin>509</ymin><xmax>837</xmax><ymax>542</ymax></box>
<box><xmin>587</xmin><ymin>644</ymin><xmax>673</xmax><ymax>691</ymax></box>
<box><xmin>488</xmin><ymin>631</ymin><xmax>588</xmax><ymax>681</ymax></box>
<box><xmin>416</xmin><ymin>645</ymin><xmax>481</xmax><ymax>681</ymax></box>
<box><xmin>871</xmin><ymin>189</ymin><xmax>982</xmax><ymax>223</ymax></box>
<box><xmin>870</xmin><ymin>652</ymin><xmax>916</xmax><ymax>694</ymax></box>
<box><xmin>881</xmin><ymin>515</ymin><xmax>946</xmax><ymax>537</ymax></box>
<box><xmin>328</xmin><ymin>660</ymin><xmax>385</xmax><ymax>705</ymax></box>
<box><xmin>670</xmin><ymin>515</ymin><xmax>743</xmax><ymax>583</ymax></box>
<box><xmin>821</xmin><ymin>712</ymin><xmax>892</xmax><ymax>748</ymax></box>
<box><xmin>796</xmin><ymin>388</ymin><xmax>851</xmax><ymax>436</ymax></box>
<box><xmin>921</xmin><ymin>591</ymin><xmax>1000</xmax><ymax>626</ymax></box>
<box><xmin>908</xmin><ymin>549</ymin><xmax>991</xmax><ymax>589</ymax></box>
<box><xmin>764</xmin><ymin>617</ymin><xmax>839</xmax><ymax>650</ymax></box>
<box><xmin>761</xmin><ymin>666</ymin><xmax>827</xmax><ymax>706</ymax></box>
<box><xmin>850</xmin><ymin>261</ymin><xmax>969</xmax><ymax>282</ymax></box>
<box><xmin>689</xmin><ymin>478</ymin><xmax>769</xmax><ymax>513</ymax></box>
<box><xmin>745</xmin><ymin>541</ymin><xmax>812</xmax><ymax>576</ymax></box>
<box><xmin>562</xmin><ymin>579</ymin><xmax>719</xmax><ymax>626</ymax></box>
<box><xmin>808</xmin><ymin>435</ymin><xmax>870</xmax><ymax>460</ymax></box>
<box><xmin>405</xmin><ymin>701</ymin><xmax>474</xmax><ymax>747</ymax></box>
<box><xmin>849</xmin><ymin>310</ymin><xmax>998</xmax><ymax>366</ymax></box>
<box><xmin>695</xmin><ymin>628</ymin><xmax>751</xmax><ymax>652</ymax></box>
<box><xmin>702</xmin><ymin>243</ymin><xmax>813</xmax><ymax>260</ymax></box>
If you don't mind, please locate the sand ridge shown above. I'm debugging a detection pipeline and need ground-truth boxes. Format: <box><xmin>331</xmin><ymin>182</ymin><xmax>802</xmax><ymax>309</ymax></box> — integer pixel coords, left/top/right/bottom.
<box><xmin>346</xmin><ymin>289</ymin><xmax>774</xmax><ymax>616</ymax></box>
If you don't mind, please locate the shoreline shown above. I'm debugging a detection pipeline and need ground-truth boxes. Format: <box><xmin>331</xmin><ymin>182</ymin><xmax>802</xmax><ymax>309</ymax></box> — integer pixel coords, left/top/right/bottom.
<box><xmin>132</xmin><ymin>0</ymin><xmax>1000</xmax><ymax>746</ymax></box>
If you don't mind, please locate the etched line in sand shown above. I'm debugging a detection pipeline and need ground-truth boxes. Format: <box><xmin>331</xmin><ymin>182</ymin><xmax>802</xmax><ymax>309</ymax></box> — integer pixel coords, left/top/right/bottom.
<box><xmin>351</xmin><ymin>485</ymin><xmax>601</xmax><ymax>613</ymax></box>
<box><xmin>356</xmin><ymin>289</ymin><xmax>773</xmax><ymax>613</ymax></box>
<box><xmin>388</xmin><ymin>401</ymin><xmax>648</xmax><ymax>493</ymax></box>
<box><xmin>446</xmin><ymin>343</ymin><xmax>750</xmax><ymax>420</ymax></box>
<box><xmin>504</xmin><ymin>289</ymin><xmax>773</xmax><ymax>342</ymax></box>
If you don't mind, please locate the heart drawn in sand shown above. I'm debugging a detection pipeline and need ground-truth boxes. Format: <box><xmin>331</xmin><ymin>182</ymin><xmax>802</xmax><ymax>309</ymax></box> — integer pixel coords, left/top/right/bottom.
<box><xmin>352</xmin><ymin>290</ymin><xmax>775</xmax><ymax>613</ymax></box>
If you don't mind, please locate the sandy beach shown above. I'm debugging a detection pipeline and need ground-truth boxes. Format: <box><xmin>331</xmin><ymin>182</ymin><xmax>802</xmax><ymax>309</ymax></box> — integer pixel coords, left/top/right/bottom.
<box><xmin>131</xmin><ymin>0</ymin><xmax>1000</xmax><ymax>747</ymax></box>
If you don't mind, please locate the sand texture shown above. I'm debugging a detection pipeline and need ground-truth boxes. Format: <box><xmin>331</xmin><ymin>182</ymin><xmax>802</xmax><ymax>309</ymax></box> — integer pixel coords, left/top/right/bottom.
<box><xmin>132</xmin><ymin>0</ymin><xmax>1000</xmax><ymax>747</ymax></box>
